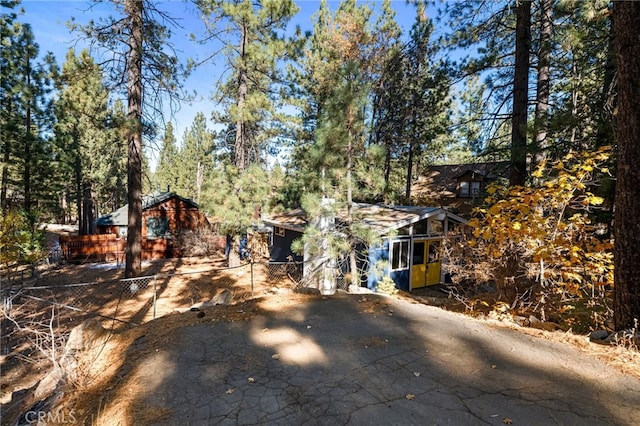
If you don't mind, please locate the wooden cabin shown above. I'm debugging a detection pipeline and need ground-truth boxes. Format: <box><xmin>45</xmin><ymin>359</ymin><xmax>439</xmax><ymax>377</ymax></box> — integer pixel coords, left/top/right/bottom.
<box><xmin>60</xmin><ymin>191</ymin><xmax>210</xmax><ymax>262</ymax></box>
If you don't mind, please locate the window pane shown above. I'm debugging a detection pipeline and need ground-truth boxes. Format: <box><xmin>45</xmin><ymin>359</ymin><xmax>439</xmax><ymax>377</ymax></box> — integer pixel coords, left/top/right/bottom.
<box><xmin>413</xmin><ymin>220</ymin><xmax>428</xmax><ymax>235</ymax></box>
<box><xmin>400</xmin><ymin>241</ymin><xmax>409</xmax><ymax>269</ymax></box>
<box><xmin>412</xmin><ymin>241</ymin><xmax>425</xmax><ymax>265</ymax></box>
<box><xmin>391</xmin><ymin>240</ymin><xmax>409</xmax><ymax>270</ymax></box>
<box><xmin>459</xmin><ymin>181</ymin><xmax>469</xmax><ymax>197</ymax></box>
<box><xmin>471</xmin><ymin>181</ymin><xmax>481</xmax><ymax>197</ymax></box>
<box><xmin>392</xmin><ymin>242</ymin><xmax>400</xmax><ymax>269</ymax></box>
<box><xmin>147</xmin><ymin>217</ymin><xmax>169</xmax><ymax>238</ymax></box>
<box><xmin>429</xmin><ymin>219</ymin><xmax>443</xmax><ymax>235</ymax></box>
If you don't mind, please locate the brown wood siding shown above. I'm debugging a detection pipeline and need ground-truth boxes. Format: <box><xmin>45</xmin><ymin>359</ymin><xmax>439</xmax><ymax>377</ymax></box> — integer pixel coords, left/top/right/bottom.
<box><xmin>96</xmin><ymin>197</ymin><xmax>210</xmax><ymax>236</ymax></box>
<box><xmin>141</xmin><ymin>198</ymin><xmax>209</xmax><ymax>236</ymax></box>
<box><xmin>85</xmin><ymin>195</ymin><xmax>211</xmax><ymax>261</ymax></box>
<box><xmin>60</xmin><ymin>234</ymin><xmax>126</xmax><ymax>262</ymax></box>
<box><xmin>60</xmin><ymin>235</ymin><xmax>178</xmax><ymax>262</ymax></box>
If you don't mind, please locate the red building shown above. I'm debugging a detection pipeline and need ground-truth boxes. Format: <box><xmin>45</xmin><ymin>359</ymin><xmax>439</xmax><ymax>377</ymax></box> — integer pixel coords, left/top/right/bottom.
<box><xmin>60</xmin><ymin>191</ymin><xmax>210</xmax><ymax>262</ymax></box>
<box><xmin>96</xmin><ymin>191</ymin><xmax>209</xmax><ymax>238</ymax></box>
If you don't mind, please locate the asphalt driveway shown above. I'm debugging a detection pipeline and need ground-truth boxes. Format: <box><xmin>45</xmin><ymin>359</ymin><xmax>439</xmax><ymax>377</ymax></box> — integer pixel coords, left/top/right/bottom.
<box><xmin>115</xmin><ymin>294</ymin><xmax>640</xmax><ymax>425</ymax></box>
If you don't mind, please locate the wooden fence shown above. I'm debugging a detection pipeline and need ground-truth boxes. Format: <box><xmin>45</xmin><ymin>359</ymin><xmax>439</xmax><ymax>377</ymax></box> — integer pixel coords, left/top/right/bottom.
<box><xmin>59</xmin><ymin>234</ymin><xmax>176</xmax><ymax>262</ymax></box>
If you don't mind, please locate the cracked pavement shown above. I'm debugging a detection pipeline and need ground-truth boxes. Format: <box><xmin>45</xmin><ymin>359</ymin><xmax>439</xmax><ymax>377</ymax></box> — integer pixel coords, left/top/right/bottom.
<box><xmin>125</xmin><ymin>294</ymin><xmax>640</xmax><ymax>425</ymax></box>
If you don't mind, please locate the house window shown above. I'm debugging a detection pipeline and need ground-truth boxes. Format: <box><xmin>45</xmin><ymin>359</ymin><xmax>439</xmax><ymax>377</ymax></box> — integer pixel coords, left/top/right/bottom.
<box><xmin>471</xmin><ymin>181</ymin><xmax>481</xmax><ymax>197</ymax></box>
<box><xmin>391</xmin><ymin>240</ymin><xmax>409</xmax><ymax>270</ymax></box>
<box><xmin>429</xmin><ymin>219</ymin><xmax>444</xmax><ymax>236</ymax></box>
<box><xmin>147</xmin><ymin>217</ymin><xmax>169</xmax><ymax>239</ymax></box>
<box><xmin>275</xmin><ymin>226</ymin><xmax>285</xmax><ymax>237</ymax></box>
<box><xmin>118</xmin><ymin>226</ymin><xmax>127</xmax><ymax>237</ymax></box>
<box><xmin>413</xmin><ymin>220</ymin><xmax>428</xmax><ymax>235</ymax></box>
<box><xmin>459</xmin><ymin>181</ymin><xmax>481</xmax><ymax>198</ymax></box>
<box><xmin>397</xmin><ymin>225</ymin><xmax>410</xmax><ymax>236</ymax></box>
<box><xmin>459</xmin><ymin>181</ymin><xmax>469</xmax><ymax>197</ymax></box>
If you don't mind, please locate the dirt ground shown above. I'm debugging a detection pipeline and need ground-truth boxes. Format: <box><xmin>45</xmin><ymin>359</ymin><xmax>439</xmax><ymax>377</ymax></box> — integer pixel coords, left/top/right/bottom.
<box><xmin>0</xmin><ymin>256</ymin><xmax>286</xmax><ymax>404</ymax></box>
<box><xmin>2</xmin><ymin>256</ymin><xmax>640</xmax><ymax>425</ymax></box>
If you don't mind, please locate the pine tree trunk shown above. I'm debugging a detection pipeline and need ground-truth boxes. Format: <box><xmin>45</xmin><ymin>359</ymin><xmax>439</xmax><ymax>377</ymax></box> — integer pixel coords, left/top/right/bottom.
<box><xmin>125</xmin><ymin>0</ymin><xmax>143</xmax><ymax>278</ymax></box>
<box><xmin>232</xmin><ymin>23</ymin><xmax>249</xmax><ymax>264</ymax></box>
<box><xmin>532</xmin><ymin>0</ymin><xmax>552</xmax><ymax>170</ymax></box>
<box><xmin>74</xmin><ymin>127</ymin><xmax>84</xmax><ymax>234</ymax></box>
<box><xmin>235</xmin><ymin>22</ymin><xmax>248</xmax><ymax>171</ymax></box>
<box><xmin>613</xmin><ymin>1</ymin><xmax>640</xmax><ymax>330</ymax></box>
<box><xmin>1</xmin><ymin>101</ymin><xmax>10</xmax><ymax>214</ymax></box>
<box><xmin>405</xmin><ymin>139</ymin><xmax>413</xmax><ymax>201</ymax></box>
<box><xmin>24</xmin><ymin>53</ymin><xmax>32</xmax><ymax>213</ymax></box>
<box><xmin>595</xmin><ymin>9</ymin><xmax>617</xmax><ymax>239</ymax></box>
<box><xmin>509</xmin><ymin>0</ymin><xmax>531</xmax><ymax>187</ymax></box>
<box><xmin>82</xmin><ymin>186</ymin><xmax>91</xmax><ymax>236</ymax></box>
<box><xmin>346</xmin><ymin>105</ymin><xmax>358</xmax><ymax>289</ymax></box>
<box><xmin>383</xmin><ymin>144</ymin><xmax>391</xmax><ymax>201</ymax></box>
<box><xmin>228</xmin><ymin>234</ymin><xmax>241</xmax><ymax>268</ymax></box>
<box><xmin>597</xmin><ymin>9</ymin><xmax>617</xmax><ymax>148</ymax></box>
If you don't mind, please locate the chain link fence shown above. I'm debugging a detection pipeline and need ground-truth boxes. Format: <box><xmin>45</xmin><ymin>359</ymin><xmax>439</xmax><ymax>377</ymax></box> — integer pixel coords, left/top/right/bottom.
<box><xmin>0</xmin><ymin>260</ymin><xmax>303</xmax><ymax>359</ymax></box>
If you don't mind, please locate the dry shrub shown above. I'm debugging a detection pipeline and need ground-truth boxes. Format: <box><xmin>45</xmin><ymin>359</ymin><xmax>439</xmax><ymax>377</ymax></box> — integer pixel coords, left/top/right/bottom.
<box><xmin>174</xmin><ymin>229</ymin><xmax>225</xmax><ymax>257</ymax></box>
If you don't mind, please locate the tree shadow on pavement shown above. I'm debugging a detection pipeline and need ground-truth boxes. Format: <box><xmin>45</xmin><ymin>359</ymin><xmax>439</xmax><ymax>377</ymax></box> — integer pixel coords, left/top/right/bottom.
<box><xmin>41</xmin><ymin>293</ymin><xmax>640</xmax><ymax>425</ymax></box>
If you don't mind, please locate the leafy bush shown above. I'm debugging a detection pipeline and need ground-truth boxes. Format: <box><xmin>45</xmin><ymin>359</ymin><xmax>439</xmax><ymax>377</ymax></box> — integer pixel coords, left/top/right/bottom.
<box><xmin>445</xmin><ymin>148</ymin><xmax>614</xmax><ymax>330</ymax></box>
<box><xmin>376</xmin><ymin>275</ymin><xmax>398</xmax><ymax>296</ymax></box>
<box><xmin>0</xmin><ymin>209</ymin><xmax>47</xmax><ymax>267</ymax></box>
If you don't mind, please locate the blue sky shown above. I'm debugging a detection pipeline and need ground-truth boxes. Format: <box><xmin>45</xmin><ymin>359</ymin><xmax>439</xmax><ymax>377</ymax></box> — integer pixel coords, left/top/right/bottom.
<box><xmin>17</xmin><ymin>1</ymin><xmax>425</xmax><ymax>165</ymax></box>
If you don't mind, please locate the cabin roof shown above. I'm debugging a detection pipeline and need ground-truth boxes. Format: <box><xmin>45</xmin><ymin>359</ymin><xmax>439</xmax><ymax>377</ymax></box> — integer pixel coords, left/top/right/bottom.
<box><xmin>263</xmin><ymin>202</ymin><xmax>466</xmax><ymax>236</ymax></box>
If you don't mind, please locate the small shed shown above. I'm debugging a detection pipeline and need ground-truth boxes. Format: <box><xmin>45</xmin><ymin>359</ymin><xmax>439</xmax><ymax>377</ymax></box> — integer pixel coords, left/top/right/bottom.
<box><xmin>263</xmin><ymin>202</ymin><xmax>466</xmax><ymax>292</ymax></box>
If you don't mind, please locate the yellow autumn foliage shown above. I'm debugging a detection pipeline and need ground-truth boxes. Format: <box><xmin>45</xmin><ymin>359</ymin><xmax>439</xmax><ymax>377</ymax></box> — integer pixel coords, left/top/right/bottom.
<box><xmin>447</xmin><ymin>148</ymin><xmax>614</xmax><ymax>312</ymax></box>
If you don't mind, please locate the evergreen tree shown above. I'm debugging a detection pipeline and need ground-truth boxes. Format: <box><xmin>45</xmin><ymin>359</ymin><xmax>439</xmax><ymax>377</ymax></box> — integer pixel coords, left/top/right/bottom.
<box><xmin>1</xmin><ymin>4</ymin><xmax>57</xmax><ymax>215</ymax></box>
<box><xmin>200</xmin><ymin>163</ymin><xmax>270</xmax><ymax>266</ymax></box>
<box><xmin>402</xmin><ymin>2</ymin><xmax>451</xmax><ymax>199</ymax></box>
<box><xmin>291</xmin><ymin>0</ymin><xmax>386</xmax><ymax>289</ymax></box>
<box><xmin>612</xmin><ymin>1</ymin><xmax>640</xmax><ymax>330</ymax></box>
<box><xmin>282</xmin><ymin>0</ymin><xmax>333</xmax><ymax>206</ymax></box>
<box><xmin>72</xmin><ymin>0</ymin><xmax>183</xmax><ymax>277</ymax></box>
<box><xmin>509</xmin><ymin>0</ymin><xmax>531</xmax><ymax>186</ymax></box>
<box><xmin>292</xmin><ymin>0</ymin><xmax>394</xmax><ymax>203</ymax></box>
<box><xmin>369</xmin><ymin>1</ymin><xmax>451</xmax><ymax>201</ymax></box>
<box><xmin>195</xmin><ymin>0</ymin><xmax>299</xmax><ymax>171</ymax></box>
<box><xmin>442</xmin><ymin>0</ymin><xmax>615</xmax><ymax>181</ymax></box>
<box><xmin>550</xmin><ymin>1</ymin><xmax>614</xmax><ymax>152</ymax></box>
<box><xmin>368</xmin><ymin>0</ymin><xmax>404</xmax><ymax>201</ymax></box>
<box><xmin>194</xmin><ymin>0</ymin><xmax>298</xmax><ymax>266</ymax></box>
<box><xmin>531</xmin><ymin>0</ymin><xmax>552</xmax><ymax>169</ymax></box>
<box><xmin>153</xmin><ymin>122</ymin><xmax>179</xmax><ymax>193</ymax></box>
<box><xmin>441</xmin><ymin>0</ymin><xmax>519</xmax><ymax>157</ymax></box>
<box><xmin>447</xmin><ymin>75</ymin><xmax>487</xmax><ymax>161</ymax></box>
<box><xmin>175</xmin><ymin>112</ymin><xmax>214</xmax><ymax>203</ymax></box>
<box><xmin>54</xmin><ymin>48</ymin><xmax>118</xmax><ymax>233</ymax></box>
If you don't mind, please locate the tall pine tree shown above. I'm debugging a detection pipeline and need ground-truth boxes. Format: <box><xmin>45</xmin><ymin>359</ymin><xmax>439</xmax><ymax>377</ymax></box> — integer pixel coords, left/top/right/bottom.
<box><xmin>54</xmin><ymin>48</ymin><xmax>121</xmax><ymax>233</ymax></box>
<box><xmin>1</xmin><ymin>7</ymin><xmax>57</xmax><ymax>215</ymax></box>
<box><xmin>72</xmin><ymin>0</ymin><xmax>183</xmax><ymax>277</ymax></box>
<box><xmin>612</xmin><ymin>1</ymin><xmax>640</xmax><ymax>330</ymax></box>
<box><xmin>195</xmin><ymin>0</ymin><xmax>298</xmax><ymax>266</ymax></box>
